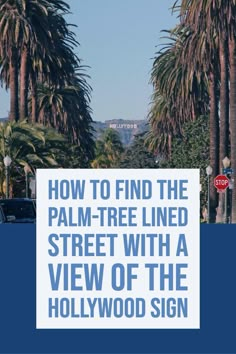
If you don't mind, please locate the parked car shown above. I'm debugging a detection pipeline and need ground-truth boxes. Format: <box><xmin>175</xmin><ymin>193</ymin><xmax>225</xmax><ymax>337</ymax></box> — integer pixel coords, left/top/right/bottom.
<box><xmin>0</xmin><ymin>205</ymin><xmax>7</xmax><ymax>223</ymax></box>
<box><xmin>0</xmin><ymin>198</ymin><xmax>36</xmax><ymax>223</ymax></box>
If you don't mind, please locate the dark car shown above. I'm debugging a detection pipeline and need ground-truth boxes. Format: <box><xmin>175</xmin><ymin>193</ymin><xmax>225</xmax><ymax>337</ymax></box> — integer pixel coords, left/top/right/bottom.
<box><xmin>0</xmin><ymin>198</ymin><xmax>36</xmax><ymax>223</ymax></box>
<box><xmin>0</xmin><ymin>205</ymin><xmax>7</xmax><ymax>223</ymax></box>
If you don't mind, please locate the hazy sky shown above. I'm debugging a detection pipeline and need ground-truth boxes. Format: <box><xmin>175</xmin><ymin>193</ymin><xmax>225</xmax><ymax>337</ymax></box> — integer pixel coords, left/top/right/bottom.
<box><xmin>0</xmin><ymin>0</ymin><xmax>177</xmax><ymax>121</ymax></box>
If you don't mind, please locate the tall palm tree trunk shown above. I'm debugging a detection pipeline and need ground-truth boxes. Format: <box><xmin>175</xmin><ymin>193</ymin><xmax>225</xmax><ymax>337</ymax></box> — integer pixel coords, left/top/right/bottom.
<box><xmin>168</xmin><ymin>134</ymin><xmax>172</xmax><ymax>158</ymax></box>
<box><xmin>229</xmin><ymin>35</ymin><xmax>236</xmax><ymax>223</ymax></box>
<box><xmin>31</xmin><ymin>74</ymin><xmax>38</xmax><ymax>123</ymax></box>
<box><xmin>9</xmin><ymin>47</ymin><xmax>19</xmax><ymax>122</ymax></box>
<box><xmin>209</xmin><ymin>71</ymin><xmax>219</xmax><ymax>223</ymax></box>
<box><xmin>20</xmin><ymin>46</ymin><xmax>29</xmax><ymax>120</ymax></box>
<box><xmin>219</xmin><ymin>36</ymin><xmax>230</xmax><ymax>164</ymax></box>
<box><xmin>217</xmin><ymin>35</ymin><xmax>229</xmax><ymax>222</ymax></box>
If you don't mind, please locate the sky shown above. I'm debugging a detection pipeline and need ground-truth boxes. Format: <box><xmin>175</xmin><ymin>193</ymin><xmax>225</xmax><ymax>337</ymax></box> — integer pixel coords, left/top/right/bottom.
<box><xmin>0</xmin><ymin>0</ymin><xmax>178</xmax><ymax>122</ymax></box>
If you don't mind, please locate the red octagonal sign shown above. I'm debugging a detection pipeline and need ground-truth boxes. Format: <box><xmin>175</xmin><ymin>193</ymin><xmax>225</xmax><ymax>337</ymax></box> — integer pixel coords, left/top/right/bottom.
<box><xmin>214</xmin><ymin>174</ymin><xmax>229</xmax><ymax>191</ymax></box>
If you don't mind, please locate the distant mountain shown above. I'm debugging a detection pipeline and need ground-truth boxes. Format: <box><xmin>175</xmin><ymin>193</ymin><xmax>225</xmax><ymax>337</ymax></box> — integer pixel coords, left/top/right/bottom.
<box><xmin>0</xmin><ymin>117</ymin><xmax>148</xmax><ymax>146</ymax></box>
<box><xmin>93</xmin><ymin>119</ymin><xmax>147</xmax><ymax>145</ymax></box>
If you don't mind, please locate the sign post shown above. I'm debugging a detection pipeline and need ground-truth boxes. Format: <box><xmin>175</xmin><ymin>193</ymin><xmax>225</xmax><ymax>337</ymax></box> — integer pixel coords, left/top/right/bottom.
<box><xmin>214</xmin><ymin>174</ymin><xmax>230</xmax><ymax>223</ymax></box>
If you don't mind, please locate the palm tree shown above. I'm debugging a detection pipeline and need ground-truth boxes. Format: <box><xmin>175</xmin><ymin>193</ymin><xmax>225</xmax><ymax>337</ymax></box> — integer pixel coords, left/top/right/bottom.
<box><xmin>146</xmin><ymin>90</ymin><xmax>176</xmax><ymax>158</ymax></box>
<box><xmin>0</xmin><ymin>0</ymin><xmax>86</xmax><ymax>122</ymax></box>
<box><xmin>20</xmin><ymin>0</ymin><xmax>78</xmax><ymax>121</ymax></box>
<box><xmin>27</xmin><ymin>0</ymin><xmax>79</xmax><ymax>122</ymax></box>
<box><xmin>0</xmin><ymin>0</ymin><xmax>95</xmax><ymax>167</ymax></box>
<box><xmin>0</xmin><ymin>0</ymin><xmax>33</xmax><ymax>121</ymax></box>
<box><xmin>147</xmin><ymin>25</ymin><xmax>208</xmax><ymax>158</ymax></box>
<box><xmin>0</xmin><ymin>120</ymin><xmax>70</xmax><ymax>196</ymax></box>
<box><xmin>0</xmin><ymin>120</ymin><xmax>64</xmax><ymax>168</ymax></box>
<box><xmin>173</xmin><ymin>0</ymin><xmax>235</xmax><ymax>222</ymax></box>
<box><xmin>19</xmin><ymin>0</ymin><xmax>51</xmax><ymax>120</ymax></box>
<box><xmin>229</xmin><ymin>33</ymin><xmax>236</xmax><ymax>222</ymax></box>
<box><xmin>35</xmin><ymin>75</ymin><xmax>95</xmax><ymax>161</ymax></box>
<box><xmin>92</xmin><ymin>129</ymin><xmax>124</xmax><ymax>168</ymax></box>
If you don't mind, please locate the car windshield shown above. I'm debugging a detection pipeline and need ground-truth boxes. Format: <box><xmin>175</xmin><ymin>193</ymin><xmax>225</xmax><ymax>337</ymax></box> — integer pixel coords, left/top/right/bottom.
<box><xmin>0</xmin><ymin>200</ymin><xmax>36</xmax><ymax>221</ymax></box>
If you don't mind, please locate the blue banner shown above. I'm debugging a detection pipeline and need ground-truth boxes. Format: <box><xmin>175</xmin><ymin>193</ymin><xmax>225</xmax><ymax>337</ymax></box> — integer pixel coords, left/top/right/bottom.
<box><xmin>0</xmin><ymin>224</ymin><xmax>235</xmax><ymax>353</ymax></box>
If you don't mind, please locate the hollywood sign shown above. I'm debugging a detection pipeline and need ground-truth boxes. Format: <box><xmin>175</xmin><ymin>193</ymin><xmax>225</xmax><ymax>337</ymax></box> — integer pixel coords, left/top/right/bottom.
<box><xmin>109</xmin><ymin>123</ymin><xmax>138</xmax><ymax>129</ymax></box>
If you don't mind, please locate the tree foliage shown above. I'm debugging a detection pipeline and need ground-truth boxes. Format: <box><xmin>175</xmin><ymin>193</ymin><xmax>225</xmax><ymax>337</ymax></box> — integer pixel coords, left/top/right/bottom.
<box><xmin>146</xmin><ymin>25</ymin><xmax>209</xmax><ymax>157</ymax></box>
<box><xmin>160</xmin><ymin>115</ymin><xmax>209</xmax><ymax>210</ymax></box>
<box><xmin>0</xmin><ymin>0</ymin><xmax>95</xmax><ymax>161</ymax></box>
<box><xmin>92</xmin><ymin>128</ymin><xmax>124</xmax><ymax>168</ymax></box>
<box><xmin>119</xmin><ymin>133</ymin><xmax>157</xmax><ymax>169</ymax></box>
<box><xmin>0</xmin><ymin>120</ymin><xmax>88</xmax><ymax>197</ymax></box>
<box><xmin>148</xmin><ymin>1</ymin><xmax>236</xmax><ymax>222</ymax></box>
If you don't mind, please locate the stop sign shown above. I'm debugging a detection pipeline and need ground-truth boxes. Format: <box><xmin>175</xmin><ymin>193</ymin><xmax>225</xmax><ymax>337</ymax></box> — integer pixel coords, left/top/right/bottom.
<box><xmin>214</xmin><ymin>174</ymin><xmax>229</xmax><ymax>191</ymax></box>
